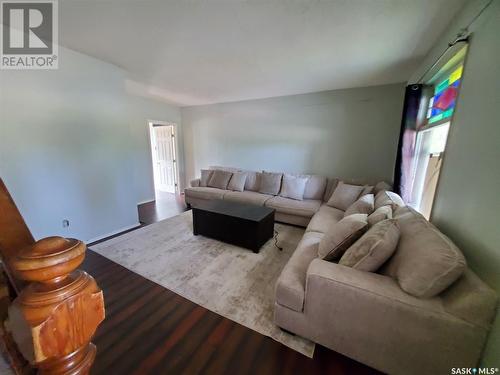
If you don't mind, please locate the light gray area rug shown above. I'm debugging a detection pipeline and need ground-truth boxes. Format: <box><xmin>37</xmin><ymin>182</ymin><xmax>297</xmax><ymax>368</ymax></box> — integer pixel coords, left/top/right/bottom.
<box><xmin>90</xmin><ymin>210</ymin><xmax>315</xmax><ymax>357</ymax></box>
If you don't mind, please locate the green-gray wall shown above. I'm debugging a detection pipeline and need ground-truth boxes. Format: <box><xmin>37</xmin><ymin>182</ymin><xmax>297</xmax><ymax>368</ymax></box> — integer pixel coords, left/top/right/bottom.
<box><xmin>182</xmin><ymin>83</ymin><xmax>405</xmax><ymax>184</ymax></box>
<box><xmin>410</xmin><ymin>0</ymin><xmax>500</xmax><ymax>366</ymax></box>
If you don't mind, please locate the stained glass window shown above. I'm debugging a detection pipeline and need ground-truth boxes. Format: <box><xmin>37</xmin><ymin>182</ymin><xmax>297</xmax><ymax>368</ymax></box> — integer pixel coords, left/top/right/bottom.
<box><xmin>426</xmin><ymin>65</ymin><xmax>463</xmax><ymax>124</ymax></box>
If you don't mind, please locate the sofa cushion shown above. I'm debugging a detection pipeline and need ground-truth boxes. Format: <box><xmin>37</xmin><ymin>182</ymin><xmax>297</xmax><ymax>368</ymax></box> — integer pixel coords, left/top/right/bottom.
<box><xmin>323</xmin><ymin>178</ymin><xmax>340</xmax><ymax>202</ymax></box>
<box><xmin>227</xmin><ymin>172</ymin><xmax>247</xmax><ymax>192</ymax></box>
<box><xmin>374</xmin><ymin>180</ymin><xmax>392</xmax><ymax>194</ymax></box>
<box><xmin>306</xmin><ymin>205</ymin><xmax>344</xmax><ymax>233</ymax></box>
<box><xmin>243</xmin><ymin>171</ymin><xmax>261</xmax><ymax>191</ymax></box>
<box><xmin>275</xmin><ymin>231</ymin><xmax>323</xmax><ymax>311</ymax></box>
<box><xmin>184</xmin><ymin>187</ymin><xmax>227</xmax><ymax>200</ymax></box>
<box><xmin>223</xmin><ymin>190</ymin><xmax>273</xmax><ymax>206</ymax></box>
<box><xmin>279</xmin><ymin>174</ymin><xmax>308</xmax><ymax>201</ymax></box>
<box><xmin>368</xmin><ymin>205</ymin><xmax>393</xmax><ymax>226</ymax></box>
<box><xmin>259</xmin><ymin>171</ymin><xmax>283</xmax><ymax>195</ymax></box>
<box><xmin>318</xmin><ymin>213</ymin><xmax>368</xmax><ymax>261</ymax></box>
<box><xmin>265</xmin><ymin>196</ymin><xmax>322</xmax><ymax>218</ymax></box>
<box><xmin>382</xmin><ymin>206</ymin><xmax>467</xmax><ymax>298</ymax></box>
<box><xmin>208</xmin><ymin>170</ymin><xmax>232</xmax><ymax>190</ymax></box>
<box><xmin>326</xmin><ymin>182</ymin><xmax>365</xmax><ymax>211</ymax></box>
<box><xmin>339</xmin><ymin>219</ymin><xmax>400</xmax><ymax>272</ymax></box>
<box><xmin>375</xmin><ymin>190</ymin><xmax>405</xmax><ymax>210</ymax></box>
<box><xmin>361</xmin><ymin>185</ymin><xmax>374</xmax><ymax>196</ymax></box>
<box><xmin>303</xmin><ymin>175</ymin><xmax>327</xmax><ymax>200</ymax></box>
<box><xmin>344</xmin><ymin>194</ymin><xmax>374</xmax><ymax>217</ymax></box>
<box><xmin>200</xmin><ymin>169</ymin><xmax>214</xmax><ymax>187</ymax></box>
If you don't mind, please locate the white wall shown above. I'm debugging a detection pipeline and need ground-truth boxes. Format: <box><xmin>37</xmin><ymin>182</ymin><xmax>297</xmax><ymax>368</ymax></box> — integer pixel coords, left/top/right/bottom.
<box><xmin>409</xmin><ymin>0</ymin><xmax>500</xmax><ymax>366</ymax></box>
<box><xmin>0</xmin><ymin>46</ymin><xmax>181</xmax><ymax>242</ymax></box>
<box><xmin>182</xmin><ymin>83</ymin><xmax>405</xmax><ymax>183</ymax></box>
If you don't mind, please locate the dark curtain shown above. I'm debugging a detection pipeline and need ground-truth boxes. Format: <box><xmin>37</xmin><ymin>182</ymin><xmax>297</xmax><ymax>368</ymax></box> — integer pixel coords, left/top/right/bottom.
<box><xmin>393</xmin><ymin>84</ymin><xmax>424</xmax><ymax>202</ymax></box>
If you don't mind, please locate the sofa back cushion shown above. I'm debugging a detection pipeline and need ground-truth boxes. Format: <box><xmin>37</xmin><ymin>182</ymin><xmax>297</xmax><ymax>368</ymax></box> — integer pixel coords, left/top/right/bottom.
<box><xmin>339</xmin><ymin>219</ymin><xmax>400</xmax><ymax>272</ymax></box>
<box><xmin>344</xmin><ymin>194</ymin><xmax>374</xmax><ymax>217</ymax></box>
<box><xmin>318</xmin><ymin>213</ymin><xmax>368</xmax><ymax>261</ymax></box>
<box><xmin>200</xmin><ymin>169</ymin><xmax>214</xmax><ymax>187</ymax></box>
<box><xmin>327</xmin><ymin>182</ymin><xmax>364</xmax><ymax>211</ymax></box>
<box><xmin>243</xmin><ymin>171</ymin><xmax>262</xmax><ymax>191</ymax></box>
<box><xmin>208</xmin><ymin>170</ymin><xmax>233</xmax><ymax>190</ymax></box>
<box><xmin>279</xmin><ymin>174</ymin><xmax>308</xmax><ymax>201</ymax></box>
<box><xmin>381</xmin><ymin>206</ymin><xmax>467</xmax><ymax>298</ymax></box>
<box><xmin>303</xmin><ymin>175</ymin><xmax>327</xmax><ymax>200</ymax></box>
<box><xmin>375</xmin><ymin>190</ymin><xmax>405</xmax><ymax>210</ymax></box>
<box><xmin>259</xmin><ymin>171</ymin><xmax>283</xmax><ymax>195</ymax></box>
<box><xmin>227</xmin><ymin>172</ymin><xmax>247</xmax><ymax>192</ymax></box>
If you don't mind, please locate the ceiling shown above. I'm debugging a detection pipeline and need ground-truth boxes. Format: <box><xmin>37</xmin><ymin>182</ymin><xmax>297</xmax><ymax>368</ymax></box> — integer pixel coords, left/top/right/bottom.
<box><xmin>59</xmin><ymin>0</ymin><xmax>466</xmax><ymax>106</ymax></box>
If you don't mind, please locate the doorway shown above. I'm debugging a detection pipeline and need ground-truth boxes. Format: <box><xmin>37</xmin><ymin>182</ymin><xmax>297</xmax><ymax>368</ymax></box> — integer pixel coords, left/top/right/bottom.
<box><xmin>149</xmin><ymin>122</ymin><xmax>179</xmax><ymax>197</ymax></box>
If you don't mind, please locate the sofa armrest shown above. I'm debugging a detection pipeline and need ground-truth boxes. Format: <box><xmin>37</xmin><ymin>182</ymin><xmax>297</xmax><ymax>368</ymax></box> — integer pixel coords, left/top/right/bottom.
<box><xmin>190</xmin><ymin>178</ymin><xmax>200</xmax><ymax>187</ymax></box>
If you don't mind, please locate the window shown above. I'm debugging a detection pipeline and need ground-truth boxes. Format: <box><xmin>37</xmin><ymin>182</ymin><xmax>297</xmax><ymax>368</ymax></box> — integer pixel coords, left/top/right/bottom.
<box><xmin>426</xmin><ymin>65</ymin><xmax>463</xmax><ymax>125</ymax></box>
<box><xmin>408</xmin><ymin>45</ymin><xmax>467</xmax><ymax>219</ymax></box>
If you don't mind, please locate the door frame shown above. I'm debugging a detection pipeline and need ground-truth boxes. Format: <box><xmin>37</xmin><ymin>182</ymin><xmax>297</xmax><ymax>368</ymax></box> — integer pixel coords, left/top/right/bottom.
<box><xmin>147</xmin><ymin>120</ymin><xmax>180</xmax><ymax>196</ymax></box>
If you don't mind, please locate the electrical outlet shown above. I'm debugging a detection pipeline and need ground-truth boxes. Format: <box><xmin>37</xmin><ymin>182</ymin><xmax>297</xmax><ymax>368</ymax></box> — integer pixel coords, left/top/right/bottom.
<box><xmin>62</xmin><ymin>219</ymin><xmax>70</xmax><ymax>228</ymax></box>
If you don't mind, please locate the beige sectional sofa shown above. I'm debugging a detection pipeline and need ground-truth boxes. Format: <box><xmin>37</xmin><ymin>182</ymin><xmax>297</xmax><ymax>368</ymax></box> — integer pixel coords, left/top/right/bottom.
<box><xmin>185</xmin><ymin>166</ymin><xmax>497</xmax><ymax>374</ymax></box>
<box><xmin>185</xmin><ymin>166</ymin><xmax>365</xmax><ymax>227</ymax></box>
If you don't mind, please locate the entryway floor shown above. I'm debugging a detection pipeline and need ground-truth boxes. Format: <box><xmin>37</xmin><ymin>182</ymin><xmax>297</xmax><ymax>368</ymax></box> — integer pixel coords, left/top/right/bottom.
<box><xmin>138</xmin><ymin>191</ymin><xmax>188</xmax><ymax>225</ymax></box>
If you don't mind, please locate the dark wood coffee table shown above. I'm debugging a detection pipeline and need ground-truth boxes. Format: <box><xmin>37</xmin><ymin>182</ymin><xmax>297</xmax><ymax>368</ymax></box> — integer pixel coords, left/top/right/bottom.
<box><xmin>191</xmin><ymin>200</ymin><xmax>275</xmax><ymax>253</ymax></box>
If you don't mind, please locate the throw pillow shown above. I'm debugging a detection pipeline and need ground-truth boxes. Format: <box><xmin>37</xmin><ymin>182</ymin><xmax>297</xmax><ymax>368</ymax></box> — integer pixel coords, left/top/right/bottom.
<box><xmin>344</xmin><ymin>194</ymin><xmax>374</xmax><ymax>217</ymax></box>
<box><xmin>200</xmin><ymin>169</ymin><xmax>214</xmax><ymax>187</ymax></box>
<box><xmin>318</xmin><ymin>213</ymin><xmax>368</xmax><ymax>261</ymax></box>
<box><xmin>360</xmin><ymin>185</ymin><xmax>374</xmax><ymax>196</ymax></box>
<box><xmin>375</xmin><ymin>190</ymin><xmax>405</xmax><ymax>210</ymax></box>
<box><xmin>208</xmin><ymin>170</ymin><xmax>233</xmax><ymax>190</ymax></box>
<box><xmin>227</xmin><ymin>172</ymin><xmax>247</xmax><ymax>192</ymax></box>
<box><xmin>327</xmin><ymin>182</ymin><xmax>364</xmax><ymax>211</ymax></box>
<box><xmin>279</xmin><ymin>174</ymin><xmax>308</xmax><ymax>201</ymax></box>
<box><xmin>373</xmin><ymin>181</ymin><xmax>392</xmax><ymax>195</ymax></box>
<box><xmin>368</xmin><ymin>205</ymin><xmax>392</xmax><ymax>226</ymax></box>
<box><xmin>259</xmin><ymin>171</ymin><xmax>283</xmax><ymax>195</ymax></box>
<box><xmin>339</xmin><ymin>219</ymin><xmax>400</xmax><ymax>272</ymax></box>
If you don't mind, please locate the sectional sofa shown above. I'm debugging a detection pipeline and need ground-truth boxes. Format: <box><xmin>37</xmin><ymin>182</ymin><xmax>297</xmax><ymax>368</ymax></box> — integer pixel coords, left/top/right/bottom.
<box><xmin>184</xmin><ymin>166</ymin><xmax>498</xmax><ymax>375</ymax></box>
<box><xmin>185</xmin><ymin>166</ymin><xmax>378</xmax><ymax>226</ymax></box>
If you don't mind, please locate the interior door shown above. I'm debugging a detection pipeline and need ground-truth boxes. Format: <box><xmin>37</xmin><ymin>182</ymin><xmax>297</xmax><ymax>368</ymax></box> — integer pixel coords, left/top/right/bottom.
<box><xmin>152</xmin><ymin>125</ymin><xmax>176</xmax><ymax>193</ymax></box>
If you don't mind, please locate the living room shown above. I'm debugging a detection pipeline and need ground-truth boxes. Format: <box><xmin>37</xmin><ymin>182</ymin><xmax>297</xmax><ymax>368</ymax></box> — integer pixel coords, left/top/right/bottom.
<box><xmin>0</xmin><ymin>0</ymin><xmax>499</xmax><ymax>374</ymax></box>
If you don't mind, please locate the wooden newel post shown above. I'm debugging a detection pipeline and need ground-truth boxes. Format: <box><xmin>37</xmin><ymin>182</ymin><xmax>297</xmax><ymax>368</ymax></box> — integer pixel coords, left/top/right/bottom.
<box><xmin>6</xmin><ymin>236</ymin><xmax>105</xmax><ymax>374</ymax></box>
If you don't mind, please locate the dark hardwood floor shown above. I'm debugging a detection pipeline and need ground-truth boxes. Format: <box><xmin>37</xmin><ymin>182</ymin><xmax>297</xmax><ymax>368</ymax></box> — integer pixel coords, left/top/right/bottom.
<box><xmin>83</xmin><ymin>192</ymin><xmax>380</xmax><ymax>374</ymax></box>
<box><xmin>82</xmin><ymin>250</ymin><xmax>379</xmax><ymax>375</ymax></box>
<box><xmin>138</xmin><ymin>192</ymin><xmax>188</xmax><ymax>225</ymax></box>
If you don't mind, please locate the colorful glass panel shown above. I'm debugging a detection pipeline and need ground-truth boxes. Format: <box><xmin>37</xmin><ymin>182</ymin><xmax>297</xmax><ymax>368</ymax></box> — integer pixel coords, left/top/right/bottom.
<box><xmin>427</xmin><ymin>65</ymin><xmax>463</xmax><ymax>124</ymax></box>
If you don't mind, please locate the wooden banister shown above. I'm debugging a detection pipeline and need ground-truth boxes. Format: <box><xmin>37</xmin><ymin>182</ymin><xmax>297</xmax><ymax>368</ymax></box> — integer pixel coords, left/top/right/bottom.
<box><xmin>0</xmin><ymin>179</ymin><xmax>105</xmax><ymax>374</ymax></box>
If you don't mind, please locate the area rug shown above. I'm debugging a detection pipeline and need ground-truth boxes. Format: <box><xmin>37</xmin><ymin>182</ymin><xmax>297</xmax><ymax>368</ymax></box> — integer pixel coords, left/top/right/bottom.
<box><xmin>90</xmin><ymin>210</ymin><xmax>315</xmax><ymax>357</ymax></box>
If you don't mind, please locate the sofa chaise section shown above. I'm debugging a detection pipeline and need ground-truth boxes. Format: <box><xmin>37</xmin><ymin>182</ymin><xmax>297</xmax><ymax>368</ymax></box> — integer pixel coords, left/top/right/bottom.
<box><xmin>274</xmin><ymin>202</ymin><xmax>498</xmax><ymax>375</ymax></box>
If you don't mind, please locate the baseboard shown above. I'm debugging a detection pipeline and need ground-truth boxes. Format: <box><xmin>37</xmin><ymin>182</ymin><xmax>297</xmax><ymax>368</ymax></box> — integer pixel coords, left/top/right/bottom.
<box><xmin>86</xmin><ymin>222</ymin><xmax>141</xmax><ymax>245</ymax></box>
<box><xmin>137</xmin><ymin>198</ymin><xmax>155</xmax><ymax>205</ymax></box>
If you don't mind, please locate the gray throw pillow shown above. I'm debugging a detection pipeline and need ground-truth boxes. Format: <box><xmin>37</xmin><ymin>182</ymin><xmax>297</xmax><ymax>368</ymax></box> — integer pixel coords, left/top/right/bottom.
<box><xmin>327</xmin><ymin>182</ymin><xmax>365</xmax><ymax>211</ymax></box>
<box><xmin>208</xmin><ymin>170</ymin><xmax>233</xmax><ymax>190</ymax></box>
<box><xmin>344</xmin><ymin>194</ymin><xmax>374</xmax><ymax>217</ymax></box>
<box><xmin>259</xmin><ymin>171</ymin><xmax>283</xmax><ymax>195</ymax></box>
<box><xmin>200</xmin><ymin>169</ymin><xmax>214</xmax><ymax>187</ymax></box>
<box><xmin>339</xmin><ymin>219</ymin><xmax>400</xmax><ymax>272</ymax></box>
<box><xmin>227</xmin><ymin>172</ymin><xmax>247</xmax><ymax>192</ymax></box>
<box><xmin>318</xmin><ymin>213</ymin><xmax>368</xmax><ymax>261</ymax></box>
<box><xmin>279</xmin><ymin>174</ymin><xmax>308</xmax><ymax>201</ymax></box>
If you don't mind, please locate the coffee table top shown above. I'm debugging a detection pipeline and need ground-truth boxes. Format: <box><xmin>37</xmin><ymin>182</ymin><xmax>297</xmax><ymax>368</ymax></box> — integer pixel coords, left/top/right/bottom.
<box><xmin>191</xmin><ymin>200</ymin><xmax>274</xmax><ymax>222</ymax></box>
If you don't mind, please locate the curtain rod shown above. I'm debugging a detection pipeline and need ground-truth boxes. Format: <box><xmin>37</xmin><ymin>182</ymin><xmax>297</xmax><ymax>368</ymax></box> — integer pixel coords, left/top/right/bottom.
<box><xmin>416</xmin><ymin>0</ymin><xmax>494</xmax><ymax>84</ymax></box>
